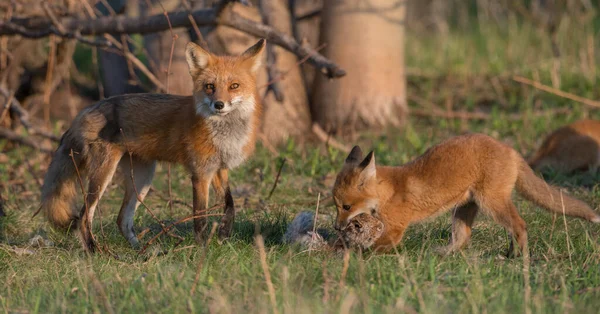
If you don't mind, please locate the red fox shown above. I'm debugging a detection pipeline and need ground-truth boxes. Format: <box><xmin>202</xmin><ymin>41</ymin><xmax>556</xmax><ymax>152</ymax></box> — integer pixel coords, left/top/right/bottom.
<box><xmin>529</xmin><ymin>119</ymin><xmax>600</xmax><ymax>173</ymax></box>
<box><xmin>333</xmin><ymin>134</ymin><xmax>600</xmax><ymax>255</ymax></box>
<box><xmin>40</xmin><ymin>39</ymin><xmax>266</xmax><ymax>252</ymax></box>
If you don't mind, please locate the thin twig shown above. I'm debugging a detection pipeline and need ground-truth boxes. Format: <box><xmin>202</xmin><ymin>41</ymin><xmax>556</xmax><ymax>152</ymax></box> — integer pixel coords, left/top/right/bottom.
<box><xmin>149</xmin><ymin>186</ymin><xmax>193</xmax><ymax>209</ymax></box>
<box><xmin>312</xmin><ymin>192</ymin><xmax>320</xmax><ymax>236</ymax></box>
<box><xmin>559</xmin><ymin>191</ymin><xmax>573</xmax><ymax>267</ymax></box>
<box><xmin>104</xmin><ymin>37</ymin><xmax>167</xmax><ymax>92</ymax></box>
<box><xmin>311</xmin><ymin>123</ymin><xmax>350</xmax><ymax>153</ymax></box>
<box><xmin>267</xmin><ymin>158</ymin><xmax>286</xmax><ymax>200</ymax></box>
<box><xmin>513</xmin><ymin>75</ymin><xmax>600</xmax><ymax>108</ymax></box>
<box><xmin>140</xmin><ymin>210</ymin><xmax>222</xmax><ymax>254</ymax></box>
<box><xmin>182</xmin><ymin>0</ymin><xmax>208</xmax><ymax>49</ymax></box>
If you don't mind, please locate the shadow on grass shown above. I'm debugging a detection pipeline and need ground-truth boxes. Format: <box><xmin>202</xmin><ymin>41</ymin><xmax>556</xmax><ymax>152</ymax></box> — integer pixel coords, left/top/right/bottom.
<box><xmin>140</xmin><ymin>211</ymin><xmax>293</xmax><ymax>248</ymax></box>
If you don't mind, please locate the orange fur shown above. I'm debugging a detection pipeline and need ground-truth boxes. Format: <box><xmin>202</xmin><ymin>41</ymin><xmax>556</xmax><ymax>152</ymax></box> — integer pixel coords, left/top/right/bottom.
<box><xmin>40</xmin><ymin>39</ymin><xmax>266</xmax><ymax>252</ymax></box>
<box><xmin>333</xmin><ymin>134</ymin><xmax>600</xmax><ymax>255</ymax></box>
<box><xmin>529</xmin><ymin>119</ymin><xmax>600</xmax><ymax>173</ymax></box>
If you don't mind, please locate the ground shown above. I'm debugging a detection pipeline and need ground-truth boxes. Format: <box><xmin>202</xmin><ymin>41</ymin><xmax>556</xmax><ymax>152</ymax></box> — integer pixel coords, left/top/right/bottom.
<box><xmin>2</xmin><ymin>16</ymin><xmax>600</xmax><ymax>314</ymax></box>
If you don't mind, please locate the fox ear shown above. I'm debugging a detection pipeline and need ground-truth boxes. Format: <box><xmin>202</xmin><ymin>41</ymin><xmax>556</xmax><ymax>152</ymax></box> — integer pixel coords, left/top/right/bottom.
<box><xmin>241</xmin><ymin>38</ymin><xmax>266</xmax><ymax>74</ymax></box>
<box><xmin>345</xmin><ymin>146</ymin><xmax>363</xmax><ymax>165</ymax></box>
<box><xmin>358</xmin><ymin>151</ymin><xmax>376</xmax><ymax>183</ymax></box>
<box><xmin>186</xmin><ymin>42</ymin><xmax>212</xmax><ymax>74</ymax></box>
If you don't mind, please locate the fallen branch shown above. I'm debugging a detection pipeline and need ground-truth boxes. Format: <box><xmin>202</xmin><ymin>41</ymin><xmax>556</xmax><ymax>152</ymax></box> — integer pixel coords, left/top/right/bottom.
<box><xmin>0</xmin><ymin>128</ymin><xmax>53</xmax><ymax>153</ymax></box>
<box><xmin>311</xmin><ymin>123</ymin><xmax>351</xmax><ymax>153</ymax></box>
<box><xmin>411</xmin><ymin>107</ymin><xmax>571</xmax><ymax>121</ymax></box>
<box><xmin>0</xmin><ymin>6</ymin><xmax>345</xmax><ymax>78</ymax></box>
<box><xmin>0</xmin><ymin>87</ymin><xmax>60</xmax><ymax>142</ymax></box>
<box><xmin>513</xmin><ymin>75</ymin><xmax>600</xmax><ymax>108</ymax></box>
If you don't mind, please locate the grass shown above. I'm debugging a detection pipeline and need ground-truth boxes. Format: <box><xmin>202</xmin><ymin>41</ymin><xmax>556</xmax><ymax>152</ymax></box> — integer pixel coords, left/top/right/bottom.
<box><xmin>2</xmin><ymin>13</ymin><xmax>600</xmax><ymax>314</ymax></box>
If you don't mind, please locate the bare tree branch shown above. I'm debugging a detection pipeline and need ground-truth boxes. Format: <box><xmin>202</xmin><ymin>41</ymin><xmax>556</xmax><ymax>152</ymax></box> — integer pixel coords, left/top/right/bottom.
<box><xmin>0</xmin><ymin>87</ymin><xmax>60</xmax><ymax>142</ymax></box>
<box><xmin>0</xmin><ymin>128</ymin><xmax>53</xmax><ymax>153</ymax></box>
<box><xmin>0</xmin><ymin>6</ymin><xmax>345</xmax><ymax>78</ymax></box>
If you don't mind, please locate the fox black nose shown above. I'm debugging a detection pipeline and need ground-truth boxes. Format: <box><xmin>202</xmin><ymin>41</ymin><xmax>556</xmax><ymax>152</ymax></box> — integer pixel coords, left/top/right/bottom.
<box><xmin>214</xmin><ymin>101</ymin><xmax>225</xmax><ymax>110</ymax></box>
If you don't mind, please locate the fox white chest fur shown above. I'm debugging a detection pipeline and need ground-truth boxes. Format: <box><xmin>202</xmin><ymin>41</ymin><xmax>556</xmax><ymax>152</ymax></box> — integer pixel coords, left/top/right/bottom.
<box><xmin>204</xmin><ymin>108</ymin><xmax>253</xmax><ymax>169</ymax></box>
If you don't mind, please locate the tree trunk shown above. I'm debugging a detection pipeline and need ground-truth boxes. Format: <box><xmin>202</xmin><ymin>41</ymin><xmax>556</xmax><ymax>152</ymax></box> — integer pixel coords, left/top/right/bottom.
<box><xmin>97</xmin><ymin>0</ymin><xmax>144</xmax><ymax>97</ymax></box>
<box><xmin>311</xmin><ymin>0</ymin><xmax>408</xmax><ymax>134</ymax></box>
<box><xmin>141</xmin><ymin>0</ymin><xmax>194</xmax><ymax>96</ymax></box>
<box><xmin>292</xmin><ymin>0</ymin><xmax>322</xmax><ymax>99</ymax></box>
<box><xmin>259</xmin><ymin>0</ymin><xmax>312</xmax><ymax>144</ymax></box>
<box><xmin>207</xmin><ymin>3</ymin><xmax>311</xmax><ymax>145</ymax></box>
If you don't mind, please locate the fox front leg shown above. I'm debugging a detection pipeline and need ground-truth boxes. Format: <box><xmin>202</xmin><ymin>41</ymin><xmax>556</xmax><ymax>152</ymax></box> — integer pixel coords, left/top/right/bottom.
<box><xmin>212</xmin><ymin>169</ymin><xmax>235</xmax><ymax>240</ymax></box>
<box><xmin>192</xmin><ymin>173</ymin><xmax>212</xmax><ymax>243</ymax></box>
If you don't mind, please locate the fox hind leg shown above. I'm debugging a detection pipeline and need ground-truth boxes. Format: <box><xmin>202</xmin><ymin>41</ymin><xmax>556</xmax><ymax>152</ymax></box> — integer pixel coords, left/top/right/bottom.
<box><xmin>79</xmin><ymin>148</ymin><xmax>123</xmax><ymax>253</ymax></box>
<box><xmin>117</xmin><ymin>156</ymin><xmax>156</xmax><ymax>249</ymax></box>
<box><xmin>438</xmin><ymin>202</ymin><xmax>479</xmax><ymax>255</ymax></box>
<box><xmin>482</xmin><ymin>197</ymin><xmax>528</xmax><ymax>258</ymax></box>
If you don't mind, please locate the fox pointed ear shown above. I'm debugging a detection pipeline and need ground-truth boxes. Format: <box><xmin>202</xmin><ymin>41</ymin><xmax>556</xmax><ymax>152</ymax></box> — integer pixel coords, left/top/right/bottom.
<box><xmin>358</xmin><ymin>151</ymin><xmax>376</xmax><ymax>182</ymax></box>
<box><xmin>241</xmin><ymin>38</ymin><xmax>266</xmax><ymax>74</ymax></box>
<box><xmin>345</xmin><ymin>146</ymin><xmax>363</xmax><ymax>165</ymax></box>
<box><xmin>186</xmin><ymin>42</ymin><xmax>212</xmax><ymax>74</ymax></box>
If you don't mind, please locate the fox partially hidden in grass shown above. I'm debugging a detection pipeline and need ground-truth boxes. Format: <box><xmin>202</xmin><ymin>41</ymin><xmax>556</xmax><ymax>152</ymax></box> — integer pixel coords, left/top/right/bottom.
<box><xmin>529</xmin><ymin>119</ymin><xmax>600</xmax><ymax>174</ymax></box>
<box><xmin>39</xmin><ymin>39</ymin><xmax>266</xmax><ymax>252</ymax></box>
<box><xmin>333</xmin><ymin>134</ymin><xmax>600</xmax><ymax>255</ymax></box>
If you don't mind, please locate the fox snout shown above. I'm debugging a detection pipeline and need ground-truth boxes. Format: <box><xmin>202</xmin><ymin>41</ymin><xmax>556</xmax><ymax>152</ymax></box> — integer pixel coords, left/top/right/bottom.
<box><xmin>201</xmin><ymin>98</ymin><xmax>232</xmax><ymax>116</ymax></box>
<box><xmin>214</xmin><ymin>101</ymin><xmax>225</xmax><ymax>110</ymax></box>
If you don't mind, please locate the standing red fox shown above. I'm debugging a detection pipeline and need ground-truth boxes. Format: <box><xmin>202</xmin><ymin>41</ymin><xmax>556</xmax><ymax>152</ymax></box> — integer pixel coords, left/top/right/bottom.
<box><xmin>333</xmin><ymin>134</ymin><xmax>600</xmax><ymax>255</ymax></box>
<box><xmin>40</xmin><ymin>39</ymin><xmax>266</xmax><ymax>252</ymax></box>
<box><xmin>529</xmin><ymin>119</ymin><xmax>600</xmax><ymax>173</ymax></box>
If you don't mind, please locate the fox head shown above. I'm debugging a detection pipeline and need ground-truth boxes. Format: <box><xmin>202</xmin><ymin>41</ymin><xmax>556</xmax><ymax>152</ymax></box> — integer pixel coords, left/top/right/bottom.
<box><xmin>332</xmin><ymin>146</ymin><xmax>380</xmax><ymax>231</ymax></box>
<box><xmin>185</xmin><ymin>39</ymin><xmax>266</xmax><ymax>118</ymax></box>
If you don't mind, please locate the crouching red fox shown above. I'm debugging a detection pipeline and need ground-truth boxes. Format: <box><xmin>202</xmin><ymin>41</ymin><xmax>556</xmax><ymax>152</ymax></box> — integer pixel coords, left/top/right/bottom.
<box><xmin>332</xmin><ymin>134</ymin><xmax>600</xmax><ymax>255</ymax></box>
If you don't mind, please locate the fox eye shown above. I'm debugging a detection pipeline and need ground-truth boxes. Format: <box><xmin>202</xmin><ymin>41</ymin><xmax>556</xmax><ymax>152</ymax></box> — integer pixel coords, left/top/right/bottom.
<box><xmin>230</xmin><ymin>83</ymin><xmax>239</xmax><ymax>90</ymax></box>
<box><xmin>342</xmin><ymin>205</ymin><xmax>351</xmax><ymax>211</ymax></box>
<box><xmin>205</xmin><ymin>84</ymin><xmax>215</xmax><ymax>90</ymax></box>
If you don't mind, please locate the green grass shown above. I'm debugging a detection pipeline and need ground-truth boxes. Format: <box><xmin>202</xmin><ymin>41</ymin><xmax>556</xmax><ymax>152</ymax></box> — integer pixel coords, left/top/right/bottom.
<box><xmin>2</xmin><ymin>15</ymin><xmax>600</xmax><ymax>314</ymax></box>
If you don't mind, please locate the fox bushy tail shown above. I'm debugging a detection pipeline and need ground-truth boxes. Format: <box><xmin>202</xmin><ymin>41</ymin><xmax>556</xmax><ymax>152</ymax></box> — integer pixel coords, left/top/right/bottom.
<box><xmin>516</xmin><ymin>159</ymin><xmax>600</xmax><ymax>223</ymax></box>
<box><xmin>40</xmin><ymin>131</ymin><xmax>85</xmax><ymax>229</ymax></box>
